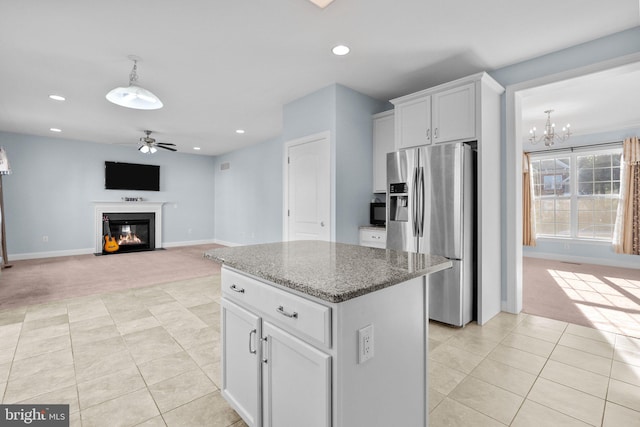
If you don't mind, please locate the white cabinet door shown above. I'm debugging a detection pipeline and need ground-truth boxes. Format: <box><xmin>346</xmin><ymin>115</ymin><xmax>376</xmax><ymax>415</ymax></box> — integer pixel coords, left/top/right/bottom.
<box><xmin>373</xmin><ymin>111</ymin><xmax>395</xmax><ymax>193</ymax></box>
<box><xmin>221</xmin><ymin>299</ymin><xmax>262</xmax><ymax>427</ymax></box>
<box><xmin>432</xmin><ymin>83</ymin><xmax>475</xmax><ymax>143</ymax></box>
<box><xmin>262</xmin><ymin>321</ymin><xmax>331</xmax><ymax>427</ymax></box>
<box><xmin>395</xmin><ymin>96</ymin><xmax>431</xmax><ymax>149</ymax></box>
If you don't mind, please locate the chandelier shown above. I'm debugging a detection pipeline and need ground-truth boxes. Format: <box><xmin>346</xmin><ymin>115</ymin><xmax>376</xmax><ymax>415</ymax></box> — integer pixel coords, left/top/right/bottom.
<box><xmin>529</xmin><ymin>109</ymin><xmax>572</xmax><ymax>147</ymax></box>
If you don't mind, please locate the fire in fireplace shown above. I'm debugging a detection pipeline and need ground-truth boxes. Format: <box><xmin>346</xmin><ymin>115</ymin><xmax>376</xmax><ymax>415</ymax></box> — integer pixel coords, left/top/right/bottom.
<box><xmin>102</xmin><ymin>212</ymin><xmax>155</xmax><ymax>254</ymax></box>
<box><xmin>117</xmin><ymin>225</ymin><xmax>144</xmax><ymax>245</ymax></box>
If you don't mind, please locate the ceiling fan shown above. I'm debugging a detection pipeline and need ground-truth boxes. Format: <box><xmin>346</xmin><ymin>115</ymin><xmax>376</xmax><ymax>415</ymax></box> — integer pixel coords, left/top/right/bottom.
<box><xmin>138</xmin><ymin>130</ymin><xmax>177</xmax><ymax>153</ymax></box>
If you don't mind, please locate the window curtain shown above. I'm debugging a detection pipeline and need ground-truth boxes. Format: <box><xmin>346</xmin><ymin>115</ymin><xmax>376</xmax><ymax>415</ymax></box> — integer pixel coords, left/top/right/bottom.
<box><xmin>523</xmin><ymin>152</ymin><xmax>536</xmax><ymax>246</ymax></box>
<box><xmin>613</xmin><ymin>137</ymin><xmax>640</xmax><ymax>255</ymax></box>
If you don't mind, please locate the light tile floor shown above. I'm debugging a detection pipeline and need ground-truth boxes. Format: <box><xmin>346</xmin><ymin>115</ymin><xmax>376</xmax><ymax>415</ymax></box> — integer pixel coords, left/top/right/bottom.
<box><xmin>429</xmin><ymin>313</ymin><xmax>640</xmax><ymax>426</ymax></box>
<box><xmin>0</xmin><ymin>275</ymin><xmax>247</xmax><ymax>427</ymax></box>
<box><xmin>1</xmin><ymin>275</ymin><xmax>639</xmax><ymax>426</ymax></box>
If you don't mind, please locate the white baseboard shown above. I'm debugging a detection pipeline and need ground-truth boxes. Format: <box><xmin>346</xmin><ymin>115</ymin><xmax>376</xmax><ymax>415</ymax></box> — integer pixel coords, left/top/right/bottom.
<box><xmin>8</xmin><ymin>239</ymin><xmax>222</xmax><ymax>261</ymax></box>
<box><xmin>10</xmin><ymin>248</ymin><xmax>95</xmax><ymax>261</ymax></box>
<box><xmin>162</xmin><ymin>239</ymin><xmax>218</xmax><ymax>248</ymax></box>
<box><xmin>212</xmin><ymin>239</ymin><xmax>243</xmax><ymax>247</ymax></box>
<box><xmin>524</xmin><ymin>251</ymin><xmax>640</xmax><ymax>270</ymax></box>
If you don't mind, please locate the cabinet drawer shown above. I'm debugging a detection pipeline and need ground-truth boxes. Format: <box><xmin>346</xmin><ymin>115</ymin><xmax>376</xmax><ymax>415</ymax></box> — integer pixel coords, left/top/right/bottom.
<box><xmin>222</xmin><ymin>268</ymin><xmax>264</xmax><ymax>308</ymax></box>
<box><xmin>359</xmin><ymin>229</ymin><xmax>386</xmax><ymax>249</ymax></box>
<box><xmin>222</xmin><ymin>268</ymin><xmax>331</xmax><ymax>348</ymax></box>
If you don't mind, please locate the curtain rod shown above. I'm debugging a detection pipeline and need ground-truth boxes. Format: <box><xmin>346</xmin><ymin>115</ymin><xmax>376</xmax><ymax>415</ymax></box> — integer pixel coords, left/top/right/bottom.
<box><xmin>525</xmin><ymin>140</ymin><xmax>623</xmax><ymax>155</ymax></box>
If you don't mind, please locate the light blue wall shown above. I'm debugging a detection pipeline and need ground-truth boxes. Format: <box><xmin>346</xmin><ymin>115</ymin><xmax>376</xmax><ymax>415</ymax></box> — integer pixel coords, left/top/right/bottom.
<box><xmin>0</xmin><ymin>131</ymin><xmax>216</xmax><ymax>257</ymax></box>
<box><xmin>282</xmin><ymin>85</ymin><xmax>336</xmax><ymax>142</ymax></box>
<box><xmin>335</xmin><ymin>85</ymin><xmax>389</xmax><ymax>243</ymax></box>
<box><xmin>213</xmin><ymin>136</ymin><xmax>283</xmax><ymax>245</ymax></box>
<box><xmin>212</xmin><ymin>83</ymin><xmax>388</xmax><ymax>245</ymax></box>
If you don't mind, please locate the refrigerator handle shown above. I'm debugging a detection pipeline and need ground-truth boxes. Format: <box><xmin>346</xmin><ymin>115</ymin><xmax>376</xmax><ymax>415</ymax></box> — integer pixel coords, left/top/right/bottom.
<box><xmin>412</xmin><ymin>167</ymin><xmax>419</xmax><ymax>237</ymax></box>
<box><xmin>418</xmin><ymin>166</ymin><xmax>425</xmax><ymax>237</ymax></box>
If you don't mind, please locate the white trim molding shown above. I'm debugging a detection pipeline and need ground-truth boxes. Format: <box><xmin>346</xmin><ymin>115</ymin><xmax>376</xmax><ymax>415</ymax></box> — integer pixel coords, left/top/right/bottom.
<box><xmin>93</xmin><ymin>201</ymin><xmax>166</xmax><ymax>254</ymax></box>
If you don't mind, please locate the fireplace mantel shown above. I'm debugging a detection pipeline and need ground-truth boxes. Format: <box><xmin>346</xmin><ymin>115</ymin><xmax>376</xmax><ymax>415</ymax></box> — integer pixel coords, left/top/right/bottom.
<box><xmin>93</xmin><ymin>201</ymin><xmax>166</xmax><ymax>254</ymax></box>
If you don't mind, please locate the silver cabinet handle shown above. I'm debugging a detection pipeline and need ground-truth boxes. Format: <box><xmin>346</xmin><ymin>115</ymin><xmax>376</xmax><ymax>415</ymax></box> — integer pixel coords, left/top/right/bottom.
<box><xmin>426</xmin><ymin>128</ymin><xmax>431</xmax><ymax>140</ymax></box>
<box><xmin>276</xmin><ymin>305</ymin><xmax>298</xmax><ymax>319</ymax></box>
<box><xmin>434</xmin><ymin>128</ymin><xmax>439</xmax><ymax>139</ymax></box>
<box><xmin>262</xmin><ymin>337</ymin><xmax>268</xmax><ymax>364</ymax></box>
<box><xmin>249</xmin><ymin>329</ymin><xmax>257</xmax><ymax>354</ymax></box>
<box><xmin>230</xmin><ymin>284</ymin><xmax>245</xmax><ymax>293</ymax></box>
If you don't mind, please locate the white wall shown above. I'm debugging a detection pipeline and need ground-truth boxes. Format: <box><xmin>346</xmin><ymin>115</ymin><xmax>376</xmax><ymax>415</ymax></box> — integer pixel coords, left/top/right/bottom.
<box><xmin>0</xmin><ymin>131</ymin><xmax>216</xmax><ymax>258</ymax></box>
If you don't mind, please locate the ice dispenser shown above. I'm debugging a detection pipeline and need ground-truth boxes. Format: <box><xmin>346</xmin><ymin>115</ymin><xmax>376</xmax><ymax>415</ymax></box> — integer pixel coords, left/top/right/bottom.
<box><xmin>388</xmin><ymin>182</ymin><xmax>408</xmax><ymax>222</ymax></box>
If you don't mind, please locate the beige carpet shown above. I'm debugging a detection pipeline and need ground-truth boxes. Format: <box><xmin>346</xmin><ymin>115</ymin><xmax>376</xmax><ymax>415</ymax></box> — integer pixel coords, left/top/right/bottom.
<box><xmin>0</xmin><ymin>244</ymin><xmax>224</xmax><ymax>310</ymax></box>
<box><xmin>523</xmin><ymin>256</ymin><xmax>640</xmax><ymax>339</ymax></box>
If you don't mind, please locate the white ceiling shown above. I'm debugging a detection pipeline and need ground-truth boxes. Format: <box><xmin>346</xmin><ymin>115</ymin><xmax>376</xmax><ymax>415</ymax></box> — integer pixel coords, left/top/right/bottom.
<box><xmin>0</xmin><ymin>0</ymin><xmax>638</xmax><ymax>156</ymax></box>
<box><xmin>521</xmin><ymin>62</ymin><xmax>640</xmax><ymax>148</ymax></box>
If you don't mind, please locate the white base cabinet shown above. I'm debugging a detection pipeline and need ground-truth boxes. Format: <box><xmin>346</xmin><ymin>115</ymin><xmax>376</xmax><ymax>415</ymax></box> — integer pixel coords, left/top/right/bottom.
<box><xmin>359</xmin><ymin>227</ymin><xmax>386</xmax><ymax>249</ymax></box>
<box><xmin>220</xmin><ymin>266</ymin><xmax>429</xmax><ymax>427</ymax></box>
<box><xmin>262</xmin><ymin>321</ymin><xmax>331</xmax><ymax>427</ymax></box>
<box><xmin>221</xmin><ymin>299</ymin><xmax>261</xmax><ymax>426</ymax></box>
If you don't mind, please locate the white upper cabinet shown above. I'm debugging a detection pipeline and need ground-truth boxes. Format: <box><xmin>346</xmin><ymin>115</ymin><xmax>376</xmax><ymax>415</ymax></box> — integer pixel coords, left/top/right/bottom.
<box><xmin>432</xmin><ymin>82</ymin><xmax>475</xmax><ymax>143</ymax></box>
<box><xmin>392</xmin><ymin>78</ymin><xmax>481</xmax><ymax>150</ymax></box>
<box><xmin>372</xmin><ymin>110</ymin><xmax>394</xmax><ymax>193</ymax></box>
<box><xmin>394</xmin><ymin>96</ymin><xmax>432</xmax><ymax>149</ymax></box>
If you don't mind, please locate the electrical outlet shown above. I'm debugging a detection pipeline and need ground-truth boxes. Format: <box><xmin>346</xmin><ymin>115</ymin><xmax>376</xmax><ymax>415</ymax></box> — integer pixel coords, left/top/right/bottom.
<box><xmin>358</xmin><ymin>324</ymin><xmax>374</xmax><ymax>364</ymax></box>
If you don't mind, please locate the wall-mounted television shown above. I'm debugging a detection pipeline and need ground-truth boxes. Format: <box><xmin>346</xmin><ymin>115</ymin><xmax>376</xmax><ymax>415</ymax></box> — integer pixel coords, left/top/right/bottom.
<box><xmin>105</xmin><ymin>161</ymin><xmax>160</xmax><ymax>192</ymax></box>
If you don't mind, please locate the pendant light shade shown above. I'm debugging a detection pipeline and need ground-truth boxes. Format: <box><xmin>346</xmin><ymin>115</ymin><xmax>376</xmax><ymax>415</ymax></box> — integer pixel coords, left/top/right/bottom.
<box><xmin>106</xmin><ymin>58</ymin><xmax>163</xmax><ymax>110</ymax></box>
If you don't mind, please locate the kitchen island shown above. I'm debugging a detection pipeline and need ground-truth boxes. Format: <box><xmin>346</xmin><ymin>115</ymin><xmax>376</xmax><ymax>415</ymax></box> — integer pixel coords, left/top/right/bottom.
<box><xmin>205</xmin><ymin>240</ymin><xmax>451</xmax><ymax>427</ymax></box>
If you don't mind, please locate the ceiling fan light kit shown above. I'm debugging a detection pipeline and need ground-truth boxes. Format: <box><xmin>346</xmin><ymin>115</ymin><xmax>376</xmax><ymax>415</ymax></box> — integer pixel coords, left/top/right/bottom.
<box><xmin>106</xmin><ymin>58</ymin><xmax>163</xmax><ymax>110</ymax></box>
<box><xmin>138</xmin><ymin>130</ymin><xmax>176</xmax><ymax>154</ymax></box>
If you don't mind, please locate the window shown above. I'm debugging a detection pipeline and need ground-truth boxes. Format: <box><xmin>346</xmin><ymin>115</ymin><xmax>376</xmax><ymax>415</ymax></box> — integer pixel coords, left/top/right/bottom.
<box><xmin>530</xmin><ymin>147</ymin><xmax>621</xmax><ymax>241</ymax></box>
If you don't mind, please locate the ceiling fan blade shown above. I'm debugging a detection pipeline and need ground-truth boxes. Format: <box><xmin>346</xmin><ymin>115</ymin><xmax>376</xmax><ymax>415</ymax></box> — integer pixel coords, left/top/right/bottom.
<box><xmin>156</xmin><ymin>142</ymin><xmax>176</xmax><ymax>146</ymax></box>
<box><xmin>157</xmin><ymin>145</ymin><xmax>177</xmax><ymax>152</ymax></box>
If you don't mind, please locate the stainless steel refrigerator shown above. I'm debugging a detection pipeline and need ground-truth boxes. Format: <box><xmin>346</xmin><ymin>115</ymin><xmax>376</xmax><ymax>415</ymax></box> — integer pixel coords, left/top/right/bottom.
<box><xmin>386</xmin><ymin>142</ymin><xmax>476</xmax><ymax>327</ymax></box>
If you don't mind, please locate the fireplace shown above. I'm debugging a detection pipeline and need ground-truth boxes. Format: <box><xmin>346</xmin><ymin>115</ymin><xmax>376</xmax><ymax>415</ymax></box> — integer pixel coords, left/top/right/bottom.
<box><xmin>93</xmin><ymin>201</ymin><xmax>165</xmax><ymax>254</ymax></box>
<box><xmin>102</xmin><ymin>212</ymin><xmax>156</xmax><ymax>254</ymax></box>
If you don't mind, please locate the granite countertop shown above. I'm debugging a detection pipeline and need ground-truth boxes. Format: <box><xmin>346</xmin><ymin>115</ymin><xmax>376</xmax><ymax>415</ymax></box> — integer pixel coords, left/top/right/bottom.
<box><xmin>204</xmin><ymin>240</ymin><xmax>452</xmax><ymax>303</ymax></box>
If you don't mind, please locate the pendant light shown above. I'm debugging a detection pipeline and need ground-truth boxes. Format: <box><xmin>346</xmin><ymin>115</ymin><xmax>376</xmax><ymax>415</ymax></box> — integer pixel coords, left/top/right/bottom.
<box><xmin>106</xmin><ymin>57</ymin><xmax>163</xmax><ymax>110</ymax></box>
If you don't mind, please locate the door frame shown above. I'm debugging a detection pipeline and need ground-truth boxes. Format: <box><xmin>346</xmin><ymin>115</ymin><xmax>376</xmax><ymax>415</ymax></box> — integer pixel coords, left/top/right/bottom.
<box><xmin>283</xmin><ymin>131</ymin><xmax>333</xmax><ymax>242</ymax></box>
<box><xmin>504</xmin><ymin>52</ymin><xmax>640</xmax><ymax>314</ymax></box>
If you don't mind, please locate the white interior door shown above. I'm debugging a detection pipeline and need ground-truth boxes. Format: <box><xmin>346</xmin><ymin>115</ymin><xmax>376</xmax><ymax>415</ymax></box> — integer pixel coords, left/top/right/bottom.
<box><xmin>285</xmin><ymin>133</ymin><xmax>331</xmax><ymax>241</ymax></box>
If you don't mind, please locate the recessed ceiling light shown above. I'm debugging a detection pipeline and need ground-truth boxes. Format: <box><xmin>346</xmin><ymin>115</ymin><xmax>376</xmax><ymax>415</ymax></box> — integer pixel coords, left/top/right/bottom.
<box><xmin>235</xmin><ymin>129</ymin><xmax>245</xmax><ymax>134</ymax></box>
<box><xmin>49</xmin><ymin>94</ymin><xmax>66</xmax><ymax>101</ymax></box>
<box><xmin>193</xmin><ymin>147</ymin><xmax>201</xmax><ymax>151</ymax></box>
<box><xmin>332</xmin><ymin>45</ymin><xmax>350</xmax><ymax>56</ymax></box>
<box><xmin>49</xmin><ymin>128</ymin><xmax>62</xmax><ymax>133</ymax></box>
